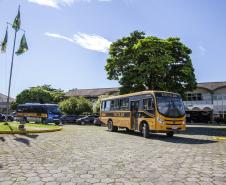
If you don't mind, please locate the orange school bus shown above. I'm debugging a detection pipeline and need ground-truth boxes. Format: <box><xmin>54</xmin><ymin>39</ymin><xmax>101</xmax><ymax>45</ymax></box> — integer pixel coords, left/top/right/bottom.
<box><xmin>100</xmin><ymin>91</ymin><xmax>186</xmax><ymax>138</ymax></box>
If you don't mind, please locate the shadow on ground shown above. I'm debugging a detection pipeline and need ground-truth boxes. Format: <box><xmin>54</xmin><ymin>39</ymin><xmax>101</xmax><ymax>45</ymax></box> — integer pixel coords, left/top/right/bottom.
<box><xmin>20</xmin><ymin>134</ymin><xmax>39</xmax><ymax>139</ymax></box>
<box><xmin>185</xmin><ymin>126</ymin><xmax>226</xmax><ymax>137</ymax></box>
<box><xmin>0</xmin><ymin>137</ymin><xmax>5</xmax><ymax>142</ymax></box>
<box><xmin>114</xmin><ymin>130</ymin><xmax>217</xmax><ymax>144</ymax></box>
<box><xmin>14</xmin><ymin>137</ymin><xmax>30</xmax><ymax>146</ymax></box>
<box><xmin>12</xmin><ymin>134</ymin><xmax>39</xmax><ymax>146</ymax></box>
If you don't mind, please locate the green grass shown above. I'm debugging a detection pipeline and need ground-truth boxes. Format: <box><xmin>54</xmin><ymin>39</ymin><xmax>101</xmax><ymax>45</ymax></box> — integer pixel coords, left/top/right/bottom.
<box><xmin>0</xmin><ymin>121</ymin><xmax>62</xmax><ymax>133</ymax></box>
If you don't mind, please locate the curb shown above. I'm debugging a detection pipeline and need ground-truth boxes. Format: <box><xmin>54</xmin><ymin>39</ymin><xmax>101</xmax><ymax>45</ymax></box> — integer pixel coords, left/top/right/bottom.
<box><xmin>0</xmin><ymin>127</ymin><xmax>62</xmax><ymax>134</ymax></box>
<box><xmin>213</xmin><ymin>136</ymin><xmax>226</xmax><ymax>141</ymax></box>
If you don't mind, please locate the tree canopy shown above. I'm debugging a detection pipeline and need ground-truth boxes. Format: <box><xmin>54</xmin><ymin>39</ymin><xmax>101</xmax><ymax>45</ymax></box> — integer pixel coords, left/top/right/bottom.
<box><xmin>15</xmin><ymin>85</ymin><xmax>65</xmax><ymax>105</ymax></box>
<box><xmin>105</xmin><ymin>31</ymin><xmax>197</xmax><ymax>95</ymax></box>
<box><xmin>92</xmin><ymin>95</ymin><xmax>110</xmax><ymax>113</ymax></box>
<box><xmin>59</xmin><ymin>97</ymin><xmax>92</xmax><ymax>115</ymax></box>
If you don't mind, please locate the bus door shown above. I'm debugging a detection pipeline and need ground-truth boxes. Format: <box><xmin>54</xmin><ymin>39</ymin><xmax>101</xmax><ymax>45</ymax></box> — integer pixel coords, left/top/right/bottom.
<box><xmin>130</xmin><ymin>101</ymin><xmax>139</xmax><ymax>130</ymax></box>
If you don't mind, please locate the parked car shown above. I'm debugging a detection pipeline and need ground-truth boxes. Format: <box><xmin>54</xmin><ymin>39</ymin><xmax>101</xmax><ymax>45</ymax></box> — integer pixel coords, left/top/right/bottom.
<box><xmin>6</xmin><ymin>115</ymin><xmax>14</xmax><ymax>121</ymax></box>
<box><xmin>76</xmin><ymin>115</ymin><xmax>97</xmax><ymax>125</ymax></box>
<box><xmin>60</xmin><ymin>115</ymin><xmax>80</xmax><ymax>124</ymax></box>
<box><xmin>93</xmin><ymin>117</ymin><xmax>102</xmax><ymax>126</ymax></box>
<box><xmin>0</xmin><ymin>114</ymin><xmax>14</xmax><ymax>122</ymax></box>
<box><xmin>0</xmin><ymin>114</ymin><xmax>5</xmax><ymax>122</ymax></box>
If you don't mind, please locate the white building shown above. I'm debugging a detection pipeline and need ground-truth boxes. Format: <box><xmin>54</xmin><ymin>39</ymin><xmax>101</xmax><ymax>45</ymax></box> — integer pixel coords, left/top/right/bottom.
<box><xmin>184</xmin><ymin>81</ymin><xmax>226</xmax><ymax>122</ymax></box>
<box><xmin>0</xmin><ymin>93</ymin><xmax>14</xmax><ymax>113</ymax></box>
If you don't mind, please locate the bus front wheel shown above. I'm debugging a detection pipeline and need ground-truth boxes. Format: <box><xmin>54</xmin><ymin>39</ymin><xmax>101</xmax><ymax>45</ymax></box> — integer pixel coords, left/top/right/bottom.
<box><xmin>142</xmin><ymin>123</ymin><xmax>149</xmax><ymax>138</ymax></box>
<box><xmin>166</xmin><ymin>132</ymin><xmax>174</xmax><ymax>137</ymax></box>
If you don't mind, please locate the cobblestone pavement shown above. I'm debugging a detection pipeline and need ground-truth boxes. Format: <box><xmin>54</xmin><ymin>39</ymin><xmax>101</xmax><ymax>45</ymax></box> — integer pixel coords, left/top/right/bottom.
<box><xmin>0</xmin><ymin>124</ymin><xmax>226</xmax><ymax>185</ymax></box>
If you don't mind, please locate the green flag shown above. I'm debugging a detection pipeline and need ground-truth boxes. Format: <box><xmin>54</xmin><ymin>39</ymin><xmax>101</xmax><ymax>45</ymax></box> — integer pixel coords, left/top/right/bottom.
<box><xmin>1</xmin><ymin>27</ymin><xmax>8</xmax><ymax>53</ymax></box>
<box><xmin>12</xmin><ymin>7</ymin><xmax>21</xmax><ymax>31</ymax></box>
<box><xmin>16</xmin><ymin>33</ymin><xmax>28</xmax><ymax>55</ymax></box>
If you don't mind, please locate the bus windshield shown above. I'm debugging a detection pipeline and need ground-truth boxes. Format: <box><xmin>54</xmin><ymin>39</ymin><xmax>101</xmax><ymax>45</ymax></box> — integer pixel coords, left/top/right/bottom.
<box><xmin>47</xmin><ymin>106</ymin><xmax>61</xmax><ymax>114</ymax></box>
<box><xmin>155</xmin><ymin>92</ymin><xmax>185</xmax><ymax>118</ymax></box>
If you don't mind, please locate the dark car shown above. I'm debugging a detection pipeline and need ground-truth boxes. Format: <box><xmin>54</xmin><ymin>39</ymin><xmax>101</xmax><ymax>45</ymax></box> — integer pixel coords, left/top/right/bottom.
<box><xmin>0</xmin><ymin>114</ymin><xmax>14</xmax><ymax>122</ymax></box>
<box><xmin>93</xmin><ymin>117</ymin><xmax>102</xmax><ymax>126</ymax></box>
<box><xmin>76</xmin><ymin>115</ymin><xmax>97</xmax><ymax>125</ymax></box>
<box><xmin>60</xmin><ymin>115</ymin><xmax>80</xmax><ymax>124</ymax></box>
<box><xmin>6</xmin><ymin>115</ymin><xmax>14</xmax><ymax>121</ymax></box>
<box><xmin>0</xmin><ymin>114</ymin><xmax>5</xmax><ymax>122</ymax></box>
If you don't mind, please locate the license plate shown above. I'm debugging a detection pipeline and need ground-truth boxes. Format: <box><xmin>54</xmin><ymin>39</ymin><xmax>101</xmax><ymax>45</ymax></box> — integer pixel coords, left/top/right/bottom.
<box><xmin>172</xmin><ymin>126</ymin><xmax>178</xmax><ymax>130</ymax></box>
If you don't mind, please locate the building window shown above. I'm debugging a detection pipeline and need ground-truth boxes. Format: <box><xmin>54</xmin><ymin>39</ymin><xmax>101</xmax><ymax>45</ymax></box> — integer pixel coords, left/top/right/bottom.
<box><xmin>213</xmin><ymin>95</ymin><xmax>226</xmax><ymax>100</ymax></box>
<box><xmin>186</xmin><ymin>93</ymin><xmax>203</xmax><ymax>101</ymax></box>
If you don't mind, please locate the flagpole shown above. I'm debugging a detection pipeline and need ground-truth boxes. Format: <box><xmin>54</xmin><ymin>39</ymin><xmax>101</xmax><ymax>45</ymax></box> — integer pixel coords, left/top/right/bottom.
<box><xmin>6</xmin><ymin>29</ymin><xmax>17</xmax><ymax>121</ymax></box>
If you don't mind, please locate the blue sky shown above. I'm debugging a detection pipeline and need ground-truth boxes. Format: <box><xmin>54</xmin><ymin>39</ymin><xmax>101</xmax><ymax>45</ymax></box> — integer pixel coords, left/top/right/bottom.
<box><xmin>0</xmin><ymin>0</ymin><xmax>226</xmax><ymax>97</ymax></box>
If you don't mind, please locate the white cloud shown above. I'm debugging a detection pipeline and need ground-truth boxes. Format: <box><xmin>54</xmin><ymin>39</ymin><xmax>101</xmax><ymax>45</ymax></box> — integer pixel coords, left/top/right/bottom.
<box><xmin>45</xmin><ymin>32</ymin><xmax>112</xmax><ymax>53</ymax></box>
<box><xmin>45</xmin><ymin>32</ymin><xmax>74</xmax><ymax>42</ymax></box>
<box><xmin>198</xmin><ymin>45</ymin><xmax>206</xmax><ymax>56</ymax></box>
<box><xmin>73</xmin><ymin>33</ymin><xmax>111</xmax><ymax>53</ymax></box>
<box><xmin>28</xmin><ymin>0</ymin><xmax>74</xmax><ymax>8</ymax></box>
<box><xmin>28</xmin><ymin>0</ymin><xmax>112</xmax><ymax>8</ymax></box>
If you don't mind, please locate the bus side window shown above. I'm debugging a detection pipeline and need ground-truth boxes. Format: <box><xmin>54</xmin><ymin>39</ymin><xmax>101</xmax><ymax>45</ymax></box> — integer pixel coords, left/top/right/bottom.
<box><xmin>111</xmin><ymin>100</ymin><xmax>119</xmax><ymax>110</ymax></box>
<box><xmin>120</xmin><ymin>98</ymin><xmax>129</xmax><ymax>110</ymax></box>
<box><xmin>143</xmin><ymin>98</ymin><xmax>154</xmax><ymax>114</ymax></box>
<box><xmin>105</xmin><ymin>101</ymin><xmax>111</xmax><ymax>111</ymax></box>
<box><xmin>101</xmin><ymin>101</ymin><xmax>106</xmax><ymax>111</ymax></box>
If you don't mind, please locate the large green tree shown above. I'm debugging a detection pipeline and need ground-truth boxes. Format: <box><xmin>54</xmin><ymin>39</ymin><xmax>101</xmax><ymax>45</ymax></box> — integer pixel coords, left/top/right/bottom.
<box><xmin>59</xmin><ymin>97</ymin><xmax>92</xmax><ymax>115</ymax></box>
<box><xmin>15</xmin><ymin>85</ymin><xmax>65</xmax><ymax>105</ymax></box>
<box><xmin>105</xmin><ymin>31</ymin><xmax>196</xmax><ymax>95</ymax></box>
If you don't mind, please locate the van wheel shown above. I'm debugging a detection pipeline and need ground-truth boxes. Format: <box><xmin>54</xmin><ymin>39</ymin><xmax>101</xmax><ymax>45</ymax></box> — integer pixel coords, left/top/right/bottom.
<box><xmin>166</xmin><ymin>132</ymin><xmax>174</xmax><ymax>137</ymax></box>
<box><xmin>142</xmin><ymin>123</ymin><xmax>149</xmax><ymax>138</ymax></box>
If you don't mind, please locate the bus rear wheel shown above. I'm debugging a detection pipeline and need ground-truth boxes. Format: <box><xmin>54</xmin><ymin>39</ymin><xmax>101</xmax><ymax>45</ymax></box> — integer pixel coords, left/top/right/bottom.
<box><xmin>142</xmin><ymin>123</ymin><xmax>149</xmax><ymax>138</ymax></box>
<box><xmin>41</xmin><ymin>118</ymin><xmax>47</xmax><ymax>124</ymax></box>
<box><xmin>166</xmin><ymin>132</ymin><xmax>174</xmax><ymax>137</ymax></box>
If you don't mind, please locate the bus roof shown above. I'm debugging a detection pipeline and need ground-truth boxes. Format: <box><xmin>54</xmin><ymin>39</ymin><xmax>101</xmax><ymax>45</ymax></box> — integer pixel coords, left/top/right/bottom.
<box><xmin>18</xmin><ymin>103</ymin><xmax>58</xmax><ymax>107</ymax></box>
<box><xmin>101</xmin><ymin>90</ymin><xmax>180</xmax><ymax>101</ymax></box>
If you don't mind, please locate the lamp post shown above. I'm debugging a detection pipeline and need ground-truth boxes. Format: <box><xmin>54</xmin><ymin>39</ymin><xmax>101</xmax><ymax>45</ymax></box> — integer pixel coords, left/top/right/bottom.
<box><xmin>6</xmin><ymin>25</ymin><xmax>18</xmax><ymax>120</ymax></box>
<box><xmin>222</xmin><ymin>94</ymin><xmax>224</xmax><ymax>120</ymax></box>
<box><xmin>2</xmin><ymin>6</ymin><xmax>28</xmax><ymax>124</ymax></box>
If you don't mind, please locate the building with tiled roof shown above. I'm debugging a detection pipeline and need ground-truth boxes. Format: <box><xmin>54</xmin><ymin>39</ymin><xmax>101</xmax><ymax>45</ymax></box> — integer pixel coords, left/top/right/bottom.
<box><xmin>196</xmin><ymin>81</ymin><xmax>226</xmax><ymax>91</ymax></box>
<box><xmin>67</xmin><ymin>82</ymin><xmax>226</xmax><ymax>123</ymax></box>
<box><xmin>65</xmin><ymin>88</ymin><xmax>119</xmax><ymax>99</ymax></box>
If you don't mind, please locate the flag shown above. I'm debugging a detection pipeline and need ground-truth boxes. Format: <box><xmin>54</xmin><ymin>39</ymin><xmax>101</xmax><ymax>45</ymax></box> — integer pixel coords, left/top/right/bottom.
<box><xmin>16</xmin><ymin>33</ymin><xmax>28</xmax><ymax>55</ymax></box>
<box><xmin>1</xmin><ymin>27</ymin><xmax>8</xmax><ymax>53</ymax></box>
<box><xmin>12</xmin><ymin>7</ymin><xmax>21</xmax><ymax>31</ymax></box>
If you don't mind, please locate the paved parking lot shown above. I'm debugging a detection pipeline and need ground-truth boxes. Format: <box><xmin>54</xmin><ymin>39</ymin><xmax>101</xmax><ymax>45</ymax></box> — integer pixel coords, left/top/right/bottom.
<box><xmin>0</xmin><ymin>124</ymin><xmax>226</xmax><ymax>185</ymax></box>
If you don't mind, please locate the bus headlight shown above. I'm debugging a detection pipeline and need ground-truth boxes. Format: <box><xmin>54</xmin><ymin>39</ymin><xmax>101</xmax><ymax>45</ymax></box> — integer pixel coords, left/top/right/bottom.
<box><xmin>157</xmin><ymin>117</ymin><xmax>164</xmax><ymax>125</ymax></box>
<box><xmin>182</xmin><ymin>120</ymin><xmax>186</xmax><ymax>125</ymax></box>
